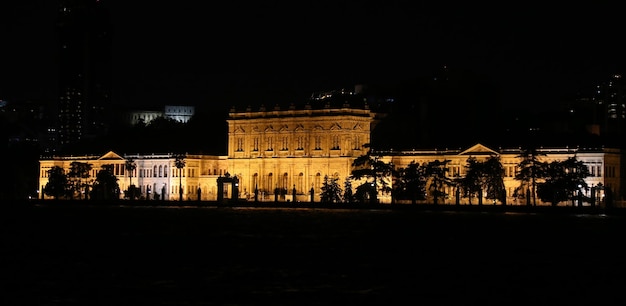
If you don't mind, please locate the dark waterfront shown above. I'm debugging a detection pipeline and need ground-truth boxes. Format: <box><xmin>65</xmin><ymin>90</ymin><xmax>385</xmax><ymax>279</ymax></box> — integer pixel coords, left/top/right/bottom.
<box><xmin>3</xmin><ymin>202</ymin><xmax>626</xmax><ymax>305</ymax></box>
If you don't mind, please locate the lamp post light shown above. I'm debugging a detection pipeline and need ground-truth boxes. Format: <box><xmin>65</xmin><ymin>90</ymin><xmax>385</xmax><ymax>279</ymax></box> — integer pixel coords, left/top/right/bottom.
<box><xmin>577</xmin><ymin>184</ymin><xmax>583</xmax><ymax>207</ymax></box>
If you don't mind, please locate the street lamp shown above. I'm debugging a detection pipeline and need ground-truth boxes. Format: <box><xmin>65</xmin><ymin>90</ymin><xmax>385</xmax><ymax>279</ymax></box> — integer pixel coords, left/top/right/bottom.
<box><xmin>577</xmin><ymin>184</ymin><xmax>583</xmax><ymax>207</ymax></box>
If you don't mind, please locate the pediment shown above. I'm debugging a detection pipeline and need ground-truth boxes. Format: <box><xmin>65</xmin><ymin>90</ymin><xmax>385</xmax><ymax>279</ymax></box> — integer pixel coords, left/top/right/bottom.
<box><xmin>234</xmin><ymin>126</ymin><xmax>245</xmax><ymax>133</ymax></box>
<box><xmin>459</xmin><ymin>143</ymin><xmax>499</xmax><ymax>156</ymax></box>
<box><xmin>330</xmin><ymin>123</ymin><xmax>342</xmax><ymax>130</ymax></box>
<box><xmin>99</xmin><ymin>151</ymin><xmax>125</xmax><ymax>160</ymax></box>
<box><xmin>279</xmin><ymin>124</ymin><xmax>289</xmax><ymax>132</ymax></box>
<box><xmin>353</xmin><ymin>123</ymin><xmax>363</xmax><ymax>130</ymax></box>
<box><xmin>294</xmin><ymin>124</ymin><xmax>305</xmax><ymax>131</ymax></box>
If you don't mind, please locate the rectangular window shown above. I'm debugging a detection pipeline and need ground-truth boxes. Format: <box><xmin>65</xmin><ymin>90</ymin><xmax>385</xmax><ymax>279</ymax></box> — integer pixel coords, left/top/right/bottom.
<box><xmin>591</xmin><ymin>165</ymin><xmax>595</xmax><ymax>176</ymax></box>
<box><xmin>332</xmin><ymin>135</ymin><xmax>340</xmax><ymax>150</ymax></box>
<box><xmin>266</xmin><ymin>137</ymin><xmax>273</xmax><ymax>151</ymax></box>
<box><xmin>282</xmin><ymin>137</ymin><xmax>288</xmax><ymax>150</ymax></box>
<box><xmin>297</xmin><ymin>136</ymin><xmax>304</xmax><ymax>150</ymax></box>
<box><xmin>237</xmin><ymin>137</ymin><xmax>244</xmax><ymax>151</ymax></box>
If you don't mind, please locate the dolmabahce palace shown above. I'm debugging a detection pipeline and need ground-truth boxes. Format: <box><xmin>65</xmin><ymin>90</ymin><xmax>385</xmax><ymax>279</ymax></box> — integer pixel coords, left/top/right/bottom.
<box><xmin>38</xmin><ymin>102</ymin><xmax>623</xmax><ymax>206</ymax></box>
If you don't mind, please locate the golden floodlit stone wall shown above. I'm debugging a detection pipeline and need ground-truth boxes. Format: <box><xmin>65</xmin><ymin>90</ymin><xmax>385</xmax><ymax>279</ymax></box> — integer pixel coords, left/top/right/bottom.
<box><xmin>226</xmin><ymin>106</ymin><xmax>376</xmax><ymax>202</ymax></box>
<box><xmin>39</xmin><ymin>104</ymin><xmax>622</xmax><ymax>205</ymax></box>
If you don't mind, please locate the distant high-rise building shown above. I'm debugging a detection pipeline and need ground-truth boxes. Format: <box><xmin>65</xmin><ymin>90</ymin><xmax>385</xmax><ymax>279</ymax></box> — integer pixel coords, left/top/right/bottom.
<box><xmin>592</xmin><ymin>74</ymin><xmax>626</xmax><ymax>144</ymax></box>
<box><xmin>56</xmin><ymin>0</ymin><xmax>112</xmax><ymax>151</ymax></box>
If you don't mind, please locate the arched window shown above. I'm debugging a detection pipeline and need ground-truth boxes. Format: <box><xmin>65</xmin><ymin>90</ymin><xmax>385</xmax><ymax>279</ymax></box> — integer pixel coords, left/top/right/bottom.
<box><xmin>164</xmin><ymin>165</ymin><xmax>168</xmax><ymax>177</ymax></box>
<box><xmin>266</xmin><ymin>173</ymin><xmax>273</xmax><ymax>193</ymax></box>
<box><xmin>315</xmin><ymin>173</ymin><xmax>321</xmax><ymax>192</ymax></box>
<box><xmin>282</xmin><ymin>173</ymin><xmax>288</xmax><ymax>191</ymax></box>
<box><xmin>153</xmin><ymin>165</ymin><xmax>157</xmax><ymax>177</ymax></box>
<box><xmin>297</xmin><ymin>173</ymin><xmax>304</xmax><ymax>194</ymax></box>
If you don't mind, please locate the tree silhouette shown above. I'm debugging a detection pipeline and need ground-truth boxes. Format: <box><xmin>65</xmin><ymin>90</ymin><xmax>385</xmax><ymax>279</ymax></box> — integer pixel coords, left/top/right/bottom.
<box><xmin>91</xmin><ymin>164</ymin><xmax>120</xmax><ymax>201</ymax></box>
<box><xmin>343</xmin><ymin>177</ymin><xmax>354</xmax><ymax>203</ymax></box>
<box><xmin>393</xmin><ymin>161</ymin><xmax>427</xmax><ymax>204</ymax></box>
<box><xmin>423</xmin><ymin>159</ymin><xmax>454</xmax><ymax>205</ymax></box>
<box><xmin>457</xmin><ymin>156</ymin><xmax>506</xmax><ymax>205</ymax></box>
<box><xmin>350</xmin><ymin>146</ymin><xmax>393</xmax><ymax>204</ymax></box>
<box><xmin>43</xmin><ymin>166</ymin><xmax>68</xmax><ymax>200</ymax></box>
<box><xmin>483</xmin><ymin>155</ymin><xmax>506</xmax><ymax>205</ymax></box>
<box><xmin>320</xmin><ymin>175</ymin><xmax>343</xmax><ymax>203</ymax></box>
<box><xmin>537</xmin><ymin>156</ymin><xmax>590</xmax><ymax>206</ymax></box>
<box><xmin>514</xmin><ymin>146</ymin><xmax>547</xmax><ymax>206</ymax></box>
<box><xmin>458</xmin><ymin>157</ymin><xmax>483</xmax><ymax>205</ymax></box>
<box><xmin>67</xmin><ymin>161</ymin><xmax>92</xmax><ymax>200</ymax></box>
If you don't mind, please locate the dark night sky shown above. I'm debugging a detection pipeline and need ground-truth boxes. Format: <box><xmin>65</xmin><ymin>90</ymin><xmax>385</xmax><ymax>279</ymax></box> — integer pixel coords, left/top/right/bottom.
<box><xmin>1</xmin><ymin>1</ymin><xmax>625</xmax><ymax>112</ymax></box>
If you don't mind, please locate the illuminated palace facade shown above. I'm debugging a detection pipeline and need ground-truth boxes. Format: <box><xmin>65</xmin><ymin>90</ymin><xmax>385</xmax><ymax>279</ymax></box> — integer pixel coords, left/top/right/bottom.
<box><xmin>226</xmin><ymin>104</ymin><xmax>377</xmax><ymax>202</ymax></box>
<box><xmin>39</xmin><ymin>103</ymin><xmax>623</xmax><ymax>205</ymax></box>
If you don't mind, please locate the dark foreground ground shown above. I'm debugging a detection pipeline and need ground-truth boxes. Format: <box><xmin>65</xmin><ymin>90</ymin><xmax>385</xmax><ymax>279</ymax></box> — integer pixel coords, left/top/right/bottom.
<box><xmin>2</xmin><ymin>202</ymin><xmax>626</xmax><ymax>305</ymax></box>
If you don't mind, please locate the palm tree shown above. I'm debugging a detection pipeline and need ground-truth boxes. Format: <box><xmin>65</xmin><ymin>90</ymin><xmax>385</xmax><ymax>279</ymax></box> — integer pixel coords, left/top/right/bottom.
<box><xmin>174</xmin><ymin>154</ymin><xmax>186</xmax><ymax>202</ymax></box>
<box><xmin>125</xmin><ymin>158</ymin><xmax>136</xmax><ymax>200</ymax></box>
